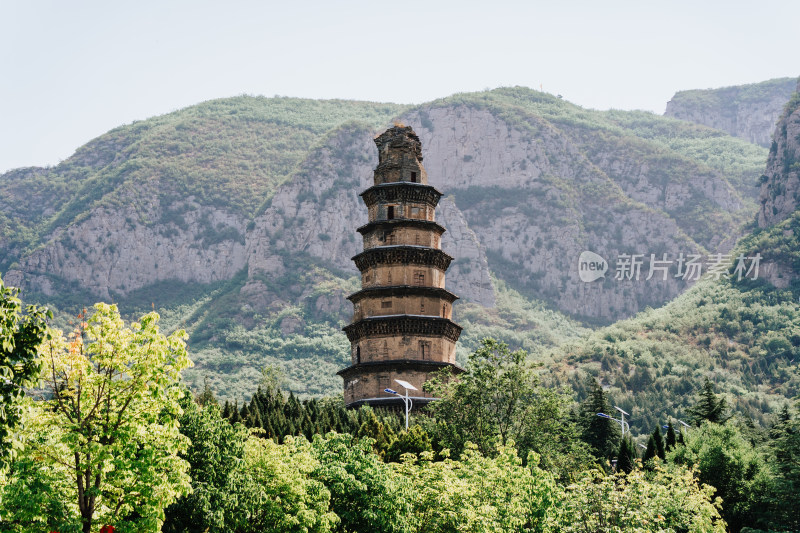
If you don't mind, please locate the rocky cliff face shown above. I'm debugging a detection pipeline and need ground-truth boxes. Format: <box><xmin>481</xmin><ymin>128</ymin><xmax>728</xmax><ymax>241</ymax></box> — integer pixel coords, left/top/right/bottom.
<box><xmin>1</xmin><ymin>89</ymin><xmax>761</xmax><ymax>326</ymax></box>
<box><xmin>665</xmin><ymin>77</ymin><xmax>797</xmax><ymax>147</ymax></box>
<box><xmin>757</xmin><ymin>80</ymin><xmax>800</xmax><ymax>228</ymax></box>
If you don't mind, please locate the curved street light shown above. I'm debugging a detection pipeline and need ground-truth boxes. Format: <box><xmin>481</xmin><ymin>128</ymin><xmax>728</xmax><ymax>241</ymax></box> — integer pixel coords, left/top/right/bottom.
<box><xmin>384</xmin><ymin>379</ymin><xmax>417</xmax><ymax>430</ymax></box>
<box><xmin>596</xmin><ymin>411</ymin><xmax>630</xmax><ymax>437</ymax></box>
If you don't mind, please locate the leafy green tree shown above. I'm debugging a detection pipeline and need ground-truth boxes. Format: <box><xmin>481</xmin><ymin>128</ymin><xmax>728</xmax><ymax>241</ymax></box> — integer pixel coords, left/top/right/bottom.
<box><xmin>557</xmin><ymin>464</ymin><xmax>726</xmax><ymax>532</ymax></box>
<box><xmin>233</xmin><ymin>435</ymin><xmax>338</xmax><ymax>533</ymax></box>
<box><xmin>669</xmin><ymin>421</ymin><xmax>773</xmax><ymax>532</ymax></box>
<box><xmin>425</xmin><ymin>338</ymin><xmax>592</xmax><ymax>478</ymax></box>
<box><xmin>425</xmin><ymin>338</ymin><xmax>534</xmax><ymax>456</ymax></box>
<box><xmin>394</xmin><ymin>444</ymin><xmax>559</xmax><ymax>533</ymax></box>
<box><xmin>310</xmin><ymin>433</ymin><xmax>413</xmax><ymax>533</ymax></box>
<box><xmin>516</xmin><ymin>386</ymin><xmax>594</xmax><ymax>479</ymax></box>
<box><xmin>0</xmin><ymin>276</ymin><xmax>50</xmax><ymax>469</ymax></box>
<box><xmin>163</xmin><ymin>393</ymin><xmax>249</xmax><ymax>533</ymax></box>
<box><xmin>0</xmin><ymin>397</ymin><xmax>81</xmax><ymax>532</ymax></box>
<box><xmin>616</xmin><ymin>436</ymin><xmax>638</xmax><ymax>474</ymax></box>
<box><xmin>580</xmin><ymin>377</ymin><xmax>621</xmax><ymax>462</ymax></box>
<box><xmin>687</xmin><ymin>378</ymin><xmax>729</xmax><ymax>425</ymax></box>
<box><xmin>36</xmin><ymin>303</ymin><xmax>192</xmax><ymax>533</ymax></box>
<box><xmin>385</xmin><ymin>425</ymin><xmax>432</xmax><ymax>463</ymax></box>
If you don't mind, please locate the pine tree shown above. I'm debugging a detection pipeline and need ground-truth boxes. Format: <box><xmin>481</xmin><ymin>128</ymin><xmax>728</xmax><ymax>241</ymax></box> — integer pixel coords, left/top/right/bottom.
<box><xmin>665</xmin><ymin>421</ymin><xmax>677</xmax><ymax>451</ymax></box>
<box><xmin>652</xmin><ymin>426</ymin><xmax>665</xmax><ymax>459</ymax></box>
<box><xmin>687</xmin><ymin>377</ymin><xmax>728</xmax><ymax>425</ymax></box>
<box><xmin>196</xmin><ymin>376</ymin><xmax>218</xmax><ymax>408</ymax></box>
<box><xmin>616</xmin><ymin>436</ymin><xmax>638</xmax><ymax>474</ymax></box>
<box><xmin>643</xmin><ymin>435</ymin><xmax>657</xmax><ymax>463</ymax></box>
<box><xmin>580</xmin><ymin>377</ymin><xmax>621</xmax><ymax>461</ymax></box>
<box><xmin>229</xmin><ymin>400</ymin><xmax>241</xmax><ymax>424</ymax></box>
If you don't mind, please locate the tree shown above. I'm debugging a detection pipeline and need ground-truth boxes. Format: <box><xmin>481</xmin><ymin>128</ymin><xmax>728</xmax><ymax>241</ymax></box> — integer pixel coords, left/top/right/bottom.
<box><xmin>310</xmin><ymin>433</ymin><xmax>413</xmax><ymax>533</ymax></box>
<box><xmin>36</xmin><ymin>303</ymin><xmax>192</xmax><ymax>533</ymax></box>
<box><xmin>767</xmin><ymin>400</ymin><xmax>800</xmax><ymax>530</ymax></box>
<box><xmin>424</xmin><ymin>337</ymin><xmax>591</xmax><ymax>478</ymax></box>
<box><xmin>424</xmin><ymin>338</ymin><xmax>534</xmax><ymax>456</ymax></box>
<box><xmin>669</xmin><ymin>421</ymin><xmax>773</xmax><ymax>532</ymax></box>
<box><xmin>163</xmin><ymin>393</ymin><xmax>249</xmax><ymax>533</ymax></box>
<box><xmin>385</xmin><ymin>425</ymin><xmax>432</xmax><ymax>463</ymax></box>
<box><xmin>665</xmin><ymin>421</ymin><xmax>677</xmax><ymax>451</ymax></box>
<box><xmin>642</xmin><ymin>435</ymin><xmax>657</xmax><ymax>464</ymax></box>
<box><xmin>686</xmin><ymin>378</ymin><xmax>728</xmax><ymax>425</ymax></box>
<box><xmin>394</xmin><ymin>444</ymin><xmax>559</xmax><ymax>533</ymax></box>
<box><xmin>557</xmin><ymin>464</ymin><xmax>726</xmax><ymax>532</ymax></box>
<box><xmin>195</xmin><ymin>376</ymin><xmax>218</xmax><ymax>408</ymax></box>
<box><xmin>580</xmin><ymin>377</ymin><xmax>621</xmax><ymax>462</ymax></box>
<box><xmin>653</xmin><ymin>426</ymin><xmax>666</xmax><ymax>459</ymax></box>
<box><xmin>0</xmin><ymin>275</ymin><xmax>50</xmax><ymax>469</ymax></box>
<box><xmin>234</xmin><ymin>436</ymin><xmax>338</xmax><ymax>533</ymax></box>
<box><xmin>616</xmin><ymin>436</ymin><xmax>638</xmax><ymax>474</ymax></box>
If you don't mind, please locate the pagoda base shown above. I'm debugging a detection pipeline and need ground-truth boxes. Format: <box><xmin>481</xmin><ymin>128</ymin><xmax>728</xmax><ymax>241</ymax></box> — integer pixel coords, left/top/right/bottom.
<box><xmin>338</xmin><ymin>359</ymin><xmax>463</xmax><ymax>409</ymax></box>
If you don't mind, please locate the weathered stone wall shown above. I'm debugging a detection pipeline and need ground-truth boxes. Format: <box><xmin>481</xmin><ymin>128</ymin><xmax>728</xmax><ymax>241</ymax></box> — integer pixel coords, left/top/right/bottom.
<box><xmin>362</xmin><ymin>225</ymin><xmax>441</xmax><ymax>249</ymax></box>
<box><xmin>361</xmin><ymin>264</ymin><xmax>446</xmax><ymax>289</ymax></box>
<box><xmin>343</xmin><ymin>368</ymin><xmax>440</xmax><ymax>405</ymax></box>
<box><xmin>349</xmin><ymin>335</ymin><xmax>456</xmax><ymax>366</ymax></box>
<box><xmin>353</xmin><ymin>294</ymin><xmax>454</xmax><ymax>321</ymax></box>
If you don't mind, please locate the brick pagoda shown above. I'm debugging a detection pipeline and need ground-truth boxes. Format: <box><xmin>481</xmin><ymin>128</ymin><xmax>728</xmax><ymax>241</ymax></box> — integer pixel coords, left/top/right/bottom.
<box><xmin>338</xmin><ymin>125</ymin><xmax>463</xmax><ymax>408</ymax></box>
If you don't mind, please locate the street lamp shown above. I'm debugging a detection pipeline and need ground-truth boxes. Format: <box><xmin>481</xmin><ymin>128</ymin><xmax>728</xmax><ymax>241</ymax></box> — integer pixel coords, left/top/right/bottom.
<box><xmin>597</xmin><ymin>409</ymin><xmax>630</xmax><ymax>437</ymax></box>
<box><xmin>384</xmin><ymin>379</ymin><xmax>417</xmax><ymax>430</ymax></box>
<box><xmin>614</xmin><ymin>406</ymin><xmax>630</xmax><ymax>437</ymax></box>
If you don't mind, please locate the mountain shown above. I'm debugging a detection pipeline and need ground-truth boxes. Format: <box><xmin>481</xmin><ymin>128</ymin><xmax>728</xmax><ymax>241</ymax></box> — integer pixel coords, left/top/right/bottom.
<box><xmin>550</xmin><ymin>82</ymin><xmax>800</xmax><ymax>435</ymax></box>
<box><xmin>0</xmin><ymin>87</ymin><xmax>768</xmax><ymax>400</ymax></box>
<box><xmin>758</xmin><ymin>79</ymin><xmax>800</xmax><ymax>227</ymax></box>
<box><xmin>665</xmin><ymin>77</ymin><xmax>798</xmax><ymax>147</ymax></box>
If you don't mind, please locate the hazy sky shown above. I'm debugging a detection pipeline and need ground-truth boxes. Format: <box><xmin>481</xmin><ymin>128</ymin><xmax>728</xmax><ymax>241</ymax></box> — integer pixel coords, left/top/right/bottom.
<box><xmin>1</xmin><ymin>0</ymin><xmax>798</xmax><ymax>173</ymax></box>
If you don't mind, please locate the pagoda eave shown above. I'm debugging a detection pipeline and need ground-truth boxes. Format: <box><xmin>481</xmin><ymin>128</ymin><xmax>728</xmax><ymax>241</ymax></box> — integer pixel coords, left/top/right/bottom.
<box><xmin>337</xmin><ymin>358</ymin><xmax>465</xmax><ymax>377</ymax></box>
<box><xmin>360</xmin><ymin>183</ymin><xmax>443</xmax><ymax>207</ymax></box>
<box><xmin>356</xmin><ymin>218</ymin><xmax>446</xmax><ymax>236</ymax></box>
<box><xmin>347</xmin><ymin>285</ymin><xmax>459</xmax><ymax>304</ymax></box>
<box><xmin>343</xmin><ymin>314</ymin><xmax>463</xmax><ymax>343</ymax></box>
<box><xmin>352</xmin><ymin>245</ymin><xmax>453</xmax><ymax>271</ymax></box>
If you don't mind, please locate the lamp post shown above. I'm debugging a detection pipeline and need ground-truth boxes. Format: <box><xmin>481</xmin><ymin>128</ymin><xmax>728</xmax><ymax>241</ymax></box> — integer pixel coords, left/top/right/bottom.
<box><xmin>597</xmin><ymin>410</ymin><xmax>630</xmax><ymax>437</ymax></box>
<box><xmin>384</xmin><ymin>379</ymin><xmax>417</xmax><ymax>430</ymax></box>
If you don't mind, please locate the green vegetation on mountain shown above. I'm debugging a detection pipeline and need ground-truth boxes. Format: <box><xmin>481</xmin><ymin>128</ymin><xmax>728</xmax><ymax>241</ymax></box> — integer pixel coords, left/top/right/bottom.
<box><xmin>0</xmin><ymin>84</ymin><xmax>784</xmax><ymax>420</ymax></box>
<box><xmin>550</xmin><ymin>209</ymin><xmax>800</xmax><ymax>435</ymax></box>
<box><xmin>671</xmin><ymin>77</ymin><xmax>797</xmax><ymax>108</ymax></box>
<box><xmin>0</xmin><ymin>97</ymin><xmax>408</xmax><ymax>270</ymax></box>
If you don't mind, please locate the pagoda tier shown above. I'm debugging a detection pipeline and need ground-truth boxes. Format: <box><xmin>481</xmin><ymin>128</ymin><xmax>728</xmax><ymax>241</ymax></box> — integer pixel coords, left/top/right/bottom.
<box><xmin>339</xmin><ymin>125</ymin><xmax>463</xmax><ymax>409</ymax></box>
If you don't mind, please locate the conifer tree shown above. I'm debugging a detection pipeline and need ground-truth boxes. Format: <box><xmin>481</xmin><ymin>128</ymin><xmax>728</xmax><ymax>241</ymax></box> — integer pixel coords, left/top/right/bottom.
<box><xmin>580</xmin><ymin>377</ymin><xmax>621</xmax><ymax>461</ymax></box>
<box><xmin>229</xmin><ymin>400</ymin><xmax>241</xmax><ymax>423</ymax></box>
<box><xmin>196</xmin><ymin>376</ymin><xmax>218</xmax><ymax>408</ymax></box>
<box><xmin>643</xmin><ymin>435</ymin><xmax>657</xmax><ymax>464</ymax></box>
<box><xmin>653</xmin><ymin>425</ymin><xmax>666</xmax><ymax>459</ymax></box>
<box><xmin>687</xmin><ymin>377</ymin><xmax>728</xmax><ymax>425</ymax></box>
<box><xmin>616</xmin><ymin>436</ymin><xmax>638</xmax><ymax>474</ymax></box>
<box><xmin>665</xmin><ymin>421</ymin><xmax>677</xmax><ymax>451</ymax></box>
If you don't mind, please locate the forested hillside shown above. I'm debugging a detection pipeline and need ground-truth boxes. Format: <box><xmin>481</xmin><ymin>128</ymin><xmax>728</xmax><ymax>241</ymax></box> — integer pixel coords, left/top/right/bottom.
<box><xmin>0</xmin><ymin>86</ymin><xmax>772</xmax><ymax>403</ymax></box>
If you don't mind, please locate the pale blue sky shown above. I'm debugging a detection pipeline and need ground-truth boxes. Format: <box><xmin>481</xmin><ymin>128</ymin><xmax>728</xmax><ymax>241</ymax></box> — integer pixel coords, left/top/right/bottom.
<box><xmin>1</xmin><ymin>0</ymin><xmax>797</xmax><ymax>173</ymax></box>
